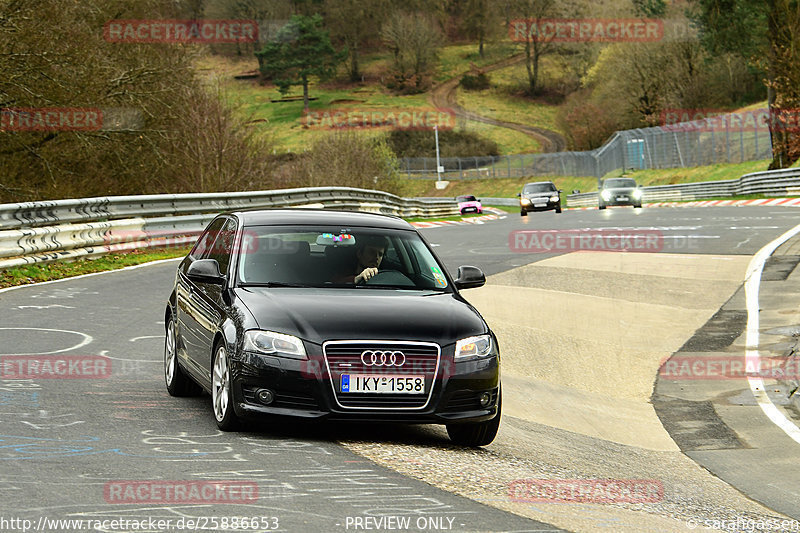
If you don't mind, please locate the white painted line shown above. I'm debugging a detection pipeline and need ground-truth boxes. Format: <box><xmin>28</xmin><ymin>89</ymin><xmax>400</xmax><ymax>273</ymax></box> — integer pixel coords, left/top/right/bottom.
<box><xmin>0</xmin><ymin>327</ymin><xmax>93</xmax><ymax>355</ymax></box>
<box><xmin>745</xmin><ymin>222</ymin><xmax>800</xmax><ymax>444</ymax></box>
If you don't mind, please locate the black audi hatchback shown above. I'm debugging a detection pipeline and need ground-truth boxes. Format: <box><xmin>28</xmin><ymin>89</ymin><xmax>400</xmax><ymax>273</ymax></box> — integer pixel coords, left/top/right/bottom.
<box><xmin>164</xmin><ymin>209</ymin><xmax>501</xmax><ymax>446</ymax></box>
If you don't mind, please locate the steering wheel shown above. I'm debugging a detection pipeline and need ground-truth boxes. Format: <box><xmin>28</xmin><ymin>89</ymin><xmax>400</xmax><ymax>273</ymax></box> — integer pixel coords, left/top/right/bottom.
<box><xmin>364</xmin><ymin>269</ymin><xmax>415</xmax><ymax>287</ymax></box>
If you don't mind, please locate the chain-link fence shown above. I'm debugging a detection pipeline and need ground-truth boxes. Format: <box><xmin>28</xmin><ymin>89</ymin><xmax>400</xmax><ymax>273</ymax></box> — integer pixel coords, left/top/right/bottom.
<box><xmin>400</xmin><ymin>111</ymin><xmax>775</xmax><ymax>179</ymax></box>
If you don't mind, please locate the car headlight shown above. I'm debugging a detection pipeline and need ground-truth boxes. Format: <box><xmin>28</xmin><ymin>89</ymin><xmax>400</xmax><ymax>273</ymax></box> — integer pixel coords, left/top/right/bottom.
<box><xmin>455</xmin><ymin>334</ymin><xmax>493</xmax><ymax>361</ymax></box>
<box><xmin>549</xmin><ymin>195</ymin><xmax>559</xmax><ymax>202</ymax></box>
<box><xmin>520</xmin><ymin>198</ymin><xmax>531</xmax><ymax>206</ymax></box>
<box><xmin>632</xmin><ymin>189</ymin><xmax>642</xmax><ymax>198</ymax></box>
<box><xmin>601</xmin><ymin>191</ymin><xmax>612</xmax><ymax>201</ymax></box>
<box><xmin>244</xmin><ymin>330</ymin><xmax>307</xmax><ymax>360</ymax></box>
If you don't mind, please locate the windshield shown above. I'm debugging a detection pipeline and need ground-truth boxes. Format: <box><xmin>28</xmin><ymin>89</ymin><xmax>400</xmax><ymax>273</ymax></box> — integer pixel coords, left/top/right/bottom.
<box><xmin>457</xmin><ymin>195</ymin><xmax>477</xmax><ymax>202</ymax></box>
<box><xmin>523</xmin><ymin>182</ymin><xmax>557</xmax><ymax>193</ymax></box>
<box><xmin>237</xmin><ymin>226</ymin><xmax>449</xmax><ymax>291</ymax></box>
<box><xmin>604</xmin><ymin>178</ymin><xmax>637</xmax><ymax>188</ymax></box>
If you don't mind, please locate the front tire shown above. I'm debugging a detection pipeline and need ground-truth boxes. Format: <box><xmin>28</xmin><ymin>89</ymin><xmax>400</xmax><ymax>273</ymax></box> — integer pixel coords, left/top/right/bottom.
<box><xmin>164</xmin><ymin>314</ymin><xmax>201</xmax><ymax>397</ymax></box>
<box><xmin>634</xmin><ymin>203</ymin><xmax>642</xmax><ymax>208</ymax></box>
<box><xmin>555</xmin><ymin>204</ymin><xmax>562</xmax><ymax>213</ymax></box>
<box><xmin>599</xmin><ymin>204</ymin><xmax>606</xmax><ymax>210</ymax></box>
<box><xmin>212</xmin><ymin>343</ymin><xmax>240</xmax><ymax>431</ymax></box>
<box><xmin>446</xmin><ymin>393</ymin><xmax>501</xmax><ymax>447</ymax></box>
<box><xmin>520</xmin><ymin>209</ymin><xmax>527</xmax><ymax>216</ymax></box>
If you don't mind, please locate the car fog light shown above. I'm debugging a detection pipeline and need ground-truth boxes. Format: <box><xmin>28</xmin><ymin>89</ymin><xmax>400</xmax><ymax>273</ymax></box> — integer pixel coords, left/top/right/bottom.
<box><xmin>257</xmin><ymin>389</ymin><xmax>275</xmax><ymax>404</ymax></box>
<box><xmin>479</xmin><ymin>392</ymin><xmax>492</xmax><ymax>407</ymax></box>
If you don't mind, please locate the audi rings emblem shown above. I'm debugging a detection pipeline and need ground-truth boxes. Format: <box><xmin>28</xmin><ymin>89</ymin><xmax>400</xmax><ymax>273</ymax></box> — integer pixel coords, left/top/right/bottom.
<box><xmin>361</xmin><ymin>350</ymin><xmax>406</xmax><ymax>367</ymax></box>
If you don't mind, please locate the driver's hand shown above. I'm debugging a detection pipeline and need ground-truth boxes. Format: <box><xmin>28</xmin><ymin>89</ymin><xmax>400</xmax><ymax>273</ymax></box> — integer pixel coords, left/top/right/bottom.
<box><xmin>355</xmin><ymin>267</ymin><xmax>378</xmax><ymax>284</ymax></box>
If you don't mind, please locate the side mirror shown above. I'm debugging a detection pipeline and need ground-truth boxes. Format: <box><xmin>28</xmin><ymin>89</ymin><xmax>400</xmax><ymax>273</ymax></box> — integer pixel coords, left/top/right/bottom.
<box><xmin>516</xmin><ymin>193</ymin><xmax>521</xmax><ymax>197</ymax></box>
<box><xmin>187</xmin><ymin>259</ymin><xmax>225</xmax><ymax>285</ymax></box>
<box><xmin>454</xmin><ymin>265</ymin><xmax>485</xmax><ymax>290</ymax></box>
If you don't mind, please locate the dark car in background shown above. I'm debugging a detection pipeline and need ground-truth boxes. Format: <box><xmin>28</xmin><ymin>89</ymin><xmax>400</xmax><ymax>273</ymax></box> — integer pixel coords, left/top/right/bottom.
<box><xmin>598</xmin><ymin>178</ymin><xmax>643</xmax><ymax>209</ymax></box>
<box><xmin>518</xmin><ymin>181</ymin><xmax>562</xmax><ymax>215</ymax></box>
<box><xmin>164</xmin><ymin>209</ymin><xmax>501</xmax><ymax>447</ymax></box>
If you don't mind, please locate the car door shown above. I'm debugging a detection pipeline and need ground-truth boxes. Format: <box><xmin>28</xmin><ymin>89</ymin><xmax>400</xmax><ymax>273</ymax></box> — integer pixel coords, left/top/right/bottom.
<box><xmin>176</xmin><ymin>217</ymin><xmax>228</xmax><ymax>384</ymax></box>
<box><xmin>187</xmin><ymin>217</ymin><xmax>237</xmax><ymax>382</ymax></box>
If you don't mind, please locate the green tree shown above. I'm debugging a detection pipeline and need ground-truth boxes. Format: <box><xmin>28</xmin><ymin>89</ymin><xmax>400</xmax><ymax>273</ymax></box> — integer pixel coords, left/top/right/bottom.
<box><xmin>256</xmin><ymin>14</ymin><xmax>346</xmax><ymax>111</ymax></box>
<box><xmin>690</xmin><ymin>0</ymin><xmax>800</xmax><ymax>167</ymax></box>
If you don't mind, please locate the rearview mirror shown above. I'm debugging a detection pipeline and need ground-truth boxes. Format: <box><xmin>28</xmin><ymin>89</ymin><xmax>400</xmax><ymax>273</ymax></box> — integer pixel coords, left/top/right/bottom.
<box><xmin>454</xmin><ymin>266</ymin><xmax>485</xmax><ymax>290</ymax></box>
<box><xmin>187</xmin><ymin>259</ymin><xmax>225</xmax><ymax>285</ymax></box>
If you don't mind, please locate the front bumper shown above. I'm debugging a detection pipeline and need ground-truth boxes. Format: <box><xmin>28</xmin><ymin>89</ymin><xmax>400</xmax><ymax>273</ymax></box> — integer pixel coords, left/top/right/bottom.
<box><xmin>521</xmin><ymin>197</ymin><xmax>560</xmax><ymax>211</ymax></box>
<box><xmin>600</xmin><ymin>192</ymin><xmax>641</xmax><ymax>206</ymax></box>
<box><xmin>229</xmin><ymin>346</ymin><xmax>500</xmax><ymax>424</ymax></box>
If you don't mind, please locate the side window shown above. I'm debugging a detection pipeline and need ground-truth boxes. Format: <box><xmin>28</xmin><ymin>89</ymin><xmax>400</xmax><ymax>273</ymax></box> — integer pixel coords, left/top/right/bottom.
<box><xmin>190</xmin><ymin>218</ymin><xmax>226</xmax><ymax>259</ymax></box>
<box><xmin>207</xmin><ymin>219</ymin><xmax>237</xmax><ymax>275</ymax></box>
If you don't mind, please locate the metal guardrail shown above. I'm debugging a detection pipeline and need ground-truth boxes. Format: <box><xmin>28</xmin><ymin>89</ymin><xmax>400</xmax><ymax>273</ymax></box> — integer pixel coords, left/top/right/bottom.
<box><xmin>566</xmin><ymin>168</ymin><xmax>800</xmax><ymax>207</ymax></box>
<box><xmin>0</xmin><ymin>187</ymin><xmax>458</xmax><ymax>269</ymax></box>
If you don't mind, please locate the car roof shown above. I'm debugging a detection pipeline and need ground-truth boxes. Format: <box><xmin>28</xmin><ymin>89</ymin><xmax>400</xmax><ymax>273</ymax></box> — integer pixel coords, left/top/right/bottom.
<box><xmin>230</xmin><ymin>208</ymin><xmax>415</xmax><ymax>230</ymax></box>
<box><xmin>523</xmin><ymin>181</ymin><xmax>555</xmax><ymax>186</ymax></box>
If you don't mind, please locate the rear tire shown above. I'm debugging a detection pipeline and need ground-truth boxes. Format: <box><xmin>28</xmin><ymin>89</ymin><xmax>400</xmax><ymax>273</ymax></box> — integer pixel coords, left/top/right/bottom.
<box><xmin>212</xmin><ymin>343</ymin><xmax>240</xmax><ymax>431</ymax></box>
<box><xmin>164</xmin><ymin>314</ymin><xmax>201</xmax><ymax>397</ymax></box>
<box><xmin>446</xmin><ymin>393</ymin><xmax>501</xmax><ymax>447</ymax></box>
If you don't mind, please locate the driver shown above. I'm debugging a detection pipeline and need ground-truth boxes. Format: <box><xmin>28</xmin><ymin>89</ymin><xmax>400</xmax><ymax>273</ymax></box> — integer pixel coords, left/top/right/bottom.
<box><xmin>334</xmin><ymin>235</ymin><xmax>389</xmax><ymax>284</ymax></box>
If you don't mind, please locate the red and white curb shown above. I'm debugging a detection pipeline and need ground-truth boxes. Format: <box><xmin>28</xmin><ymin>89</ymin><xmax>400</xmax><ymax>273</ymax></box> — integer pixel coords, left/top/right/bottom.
<box><xmin>569</xmin><ymin>198</ymin><xmax>800</xmax><ymax>210</ymax></box>
<box><xmin>411</xmin><ymin>208</ymin><xmax>505</xmax><ymax>229</ymax></box>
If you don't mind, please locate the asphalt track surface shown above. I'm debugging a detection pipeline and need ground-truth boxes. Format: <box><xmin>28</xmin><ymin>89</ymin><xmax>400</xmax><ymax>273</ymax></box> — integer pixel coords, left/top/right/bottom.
<box><xmin>2</xmin><ymin>205</ymin><xmax>800</xmax><ymax>532</ymax></box>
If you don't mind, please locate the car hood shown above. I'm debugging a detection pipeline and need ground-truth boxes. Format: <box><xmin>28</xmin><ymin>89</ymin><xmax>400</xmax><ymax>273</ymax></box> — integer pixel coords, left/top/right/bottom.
<box><xmin>236</xmin><ymin>287</ymin><xmax>487</xmax><ymax>346</ymax></box>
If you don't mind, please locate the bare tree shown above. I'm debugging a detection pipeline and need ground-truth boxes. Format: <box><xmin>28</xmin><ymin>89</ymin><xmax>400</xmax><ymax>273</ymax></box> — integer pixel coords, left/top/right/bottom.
<box><xmin>507</xmin><ymin>0</ymin><xmax>559</xmax><ymax>95</ymax></box>
<box><xmin>381</xmin><ymin>11</ymin><xmax>443</xmax><ymax>91</ymax></box>
<box><xmin>325</xmin><ymin>0</ymin><xmax>388</xmax><ymax>81</ymax></box>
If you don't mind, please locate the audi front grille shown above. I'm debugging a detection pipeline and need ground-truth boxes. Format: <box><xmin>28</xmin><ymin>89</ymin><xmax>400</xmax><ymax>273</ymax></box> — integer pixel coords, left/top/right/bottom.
<box><xmin>322</xmin><ymin>341</ymin><xmax>441</xmax><ymax>410</ymax></box>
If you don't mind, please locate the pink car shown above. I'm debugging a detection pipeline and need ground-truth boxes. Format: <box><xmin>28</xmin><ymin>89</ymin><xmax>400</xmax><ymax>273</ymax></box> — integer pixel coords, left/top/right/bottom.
<box><xmin>457</xmin><ymin>195</ymin><xmax>483</xmax><ymax>214</ymax></box>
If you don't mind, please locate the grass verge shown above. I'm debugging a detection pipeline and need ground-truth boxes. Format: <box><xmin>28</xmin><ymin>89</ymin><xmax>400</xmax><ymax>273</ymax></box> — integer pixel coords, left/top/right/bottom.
<box><xmin>0</xmin><ymin>247</ymin><xmax>191</xmax><ymax>290</ymax></box>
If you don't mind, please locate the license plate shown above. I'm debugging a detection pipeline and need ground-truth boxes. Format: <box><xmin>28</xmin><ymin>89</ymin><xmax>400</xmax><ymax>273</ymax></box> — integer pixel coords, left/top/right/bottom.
<box><xmin>533</xmin><ymin>203</ymin><xmax>546</xmax><ymax>207</ymax></box>
<box><xmin>618</xmin><ymin>196</ymin><xmax>629</xmax><ymax>201</ymax></box>
<box><xmin>341</xmin><ymin>374</ymin><xmax>425</xmax><ymax>394</ymax></box>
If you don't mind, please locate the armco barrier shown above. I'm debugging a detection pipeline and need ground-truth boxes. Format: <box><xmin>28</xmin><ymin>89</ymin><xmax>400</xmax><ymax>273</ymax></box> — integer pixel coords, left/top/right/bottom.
<box><xmin>0</xmin><ymin>187</ymin><xmax>457</xmax><ymax>269</ymax></box>
<box><xmin>566</xmin><ymin>168</ymin><xmax>800</xmax><ymax>207</ymax></box>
